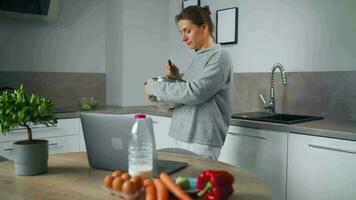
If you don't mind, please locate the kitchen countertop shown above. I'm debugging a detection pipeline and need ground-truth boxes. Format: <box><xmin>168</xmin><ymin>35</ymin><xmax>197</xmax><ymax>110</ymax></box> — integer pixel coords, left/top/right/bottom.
<box><xmin>54</xmin><ymin>105</ymin><xmax>173</xmax><ymax>119</ymax></box>
<box><xmin>230</xmin><ymin>117</ymin><xmax>356</xmax><ymax>141</ymax></box>
<box><xmin>55</xmin><ymin>106</ymin><xmax>356</xmax><ymax>141</ymax></box>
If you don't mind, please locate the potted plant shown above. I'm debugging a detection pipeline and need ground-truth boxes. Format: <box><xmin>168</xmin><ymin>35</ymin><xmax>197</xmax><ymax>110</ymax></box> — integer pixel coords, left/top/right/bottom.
<box><xmin>0</xmin><ymin>85</ymin><xmax>57</xmax><ymax>175</ymax></box>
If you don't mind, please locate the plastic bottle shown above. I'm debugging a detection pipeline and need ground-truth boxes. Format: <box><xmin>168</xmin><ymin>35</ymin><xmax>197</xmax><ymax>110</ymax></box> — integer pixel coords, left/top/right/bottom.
<box><xmin>128</xmin><ymin>113</ymin><xmax>156</xmax><ymax>178</ymax></box>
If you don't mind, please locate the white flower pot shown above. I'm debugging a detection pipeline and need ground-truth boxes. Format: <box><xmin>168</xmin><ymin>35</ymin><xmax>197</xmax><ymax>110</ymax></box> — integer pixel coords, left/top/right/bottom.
<box><xmin>13</xmin><ymin>140</ymin><xmax>48</xmax><ymax>176</ymax></box>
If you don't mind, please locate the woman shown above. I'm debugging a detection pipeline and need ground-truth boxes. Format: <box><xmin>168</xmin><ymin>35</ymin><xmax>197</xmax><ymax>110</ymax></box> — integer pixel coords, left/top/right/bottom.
<box><xmin>145</xmin><ymin>5</ymin><xmax>233</xmax><ymax>160</ymax></box>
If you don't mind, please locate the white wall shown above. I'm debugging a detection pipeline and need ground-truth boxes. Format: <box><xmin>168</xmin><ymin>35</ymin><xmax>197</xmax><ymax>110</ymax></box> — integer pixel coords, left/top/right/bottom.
<box><xmin>2</xmin><ymin>0</ymin><xmax>355</xmax><ymax>106</ymax></box>
<box><xmin>168</xmin><ymin>0</ymin><xmax>194</xmax><ymax>72</ymax></box>
<box><xmin>106</xmin><ymin>0</ymin><xmax>123</xmax><ymax>106</ymax></box>
<box><xmin>0</xmin><ymin>0</ymin><xmax>106</xmax><ymax>73</ymax></box>
<box><xmin>169</xmin><ymin>0</ymin><xmax>356</xmax><ymax>72</ymax></box>
<box><xmin>120</xmin><ymin>0</ymin><xmax>169</xmax><ymax>106</ymax></box>
<box><xmin>0</xmin><ymin>0</ymin><xmax>170</xmax><ymax>106</ymax></box>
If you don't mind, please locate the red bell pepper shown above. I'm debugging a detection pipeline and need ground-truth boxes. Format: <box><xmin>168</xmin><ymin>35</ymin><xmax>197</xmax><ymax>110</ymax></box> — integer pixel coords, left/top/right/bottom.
<box><xmin>196</xmin><ymin>170</ymin><xmax>235</xmax><ymax>200</ymax></box>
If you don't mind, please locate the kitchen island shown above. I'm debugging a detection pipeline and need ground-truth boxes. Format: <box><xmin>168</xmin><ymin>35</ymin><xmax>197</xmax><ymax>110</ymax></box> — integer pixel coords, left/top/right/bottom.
<box><xmin>0</xmin><ymin>152</ymin><xmax>271</xmax><ymax>200</ymax></box>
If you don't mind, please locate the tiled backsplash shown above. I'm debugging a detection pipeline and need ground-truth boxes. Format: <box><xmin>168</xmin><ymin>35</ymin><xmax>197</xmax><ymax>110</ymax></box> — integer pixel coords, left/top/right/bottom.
<box><xmin>0</xmin><ymin>71</ymin><xmax>106</xmax><ymax>112</ymax></box>
<box><xmin>232</xmin><ymin>71</ymin><xmax>356</xmax><ymax>121</ymax></box>
<box><xmin>1</xmin><ymin>71</ymin><xmax>355</xmax><ymax>121</ymax></box>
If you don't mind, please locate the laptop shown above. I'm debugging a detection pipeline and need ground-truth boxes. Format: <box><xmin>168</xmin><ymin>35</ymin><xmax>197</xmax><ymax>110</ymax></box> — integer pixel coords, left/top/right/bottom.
<box><xmin>80</xmin><ymin>113</ymin><xmax>188</xmax><ymax>175</ymax></box>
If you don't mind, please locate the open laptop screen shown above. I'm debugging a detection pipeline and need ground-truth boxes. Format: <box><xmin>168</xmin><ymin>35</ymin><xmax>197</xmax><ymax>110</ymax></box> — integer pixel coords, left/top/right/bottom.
<box><xmin>80</xmin><ymin>113</ymin><xmax>187</xmax><ymax>175</ymax></box>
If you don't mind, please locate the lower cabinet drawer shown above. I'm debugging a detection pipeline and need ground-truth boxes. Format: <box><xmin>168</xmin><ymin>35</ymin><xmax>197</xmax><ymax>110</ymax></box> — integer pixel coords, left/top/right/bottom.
<box><xmin>1</xmin><ymin>118</ymin><xmax>80</xmax><ymax>143</ymax></box>
<box><xmin>46</xmin><ymin>135</ymin><xmax>80</xmax><ymax>155</ymax></box>
<box><xmin>0</xmin><ymin>135</ymin><xmax>79</xmax><ymax>160</ymax></box>
<box><xmin>0</xmin><ymin>141</ymin><xmax>14</xmax><ymax>160</ymax></box>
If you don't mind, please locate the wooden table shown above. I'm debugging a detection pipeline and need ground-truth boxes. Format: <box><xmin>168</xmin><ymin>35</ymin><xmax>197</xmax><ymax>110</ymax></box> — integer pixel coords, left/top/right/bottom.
<box><xmin>0</xmin><ymin>152</ymin><xmax>271</xmax><ymax>200</ymax></box>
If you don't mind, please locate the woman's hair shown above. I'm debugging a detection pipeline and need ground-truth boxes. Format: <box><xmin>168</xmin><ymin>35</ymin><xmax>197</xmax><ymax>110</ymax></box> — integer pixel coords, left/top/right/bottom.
<box><xmin>175</xmin><ymin>5</ymin><xmax>214</xmax><ymax>38</ymax></box>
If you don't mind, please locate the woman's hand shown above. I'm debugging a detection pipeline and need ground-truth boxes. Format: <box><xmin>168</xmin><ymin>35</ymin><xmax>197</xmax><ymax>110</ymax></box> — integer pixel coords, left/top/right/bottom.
<box><xmin>165</xmin><ymin>60</ymin><xmax>180</xmax><ymax>78</ymax></box>
<box><xmin>144</xmin><ymin>81</ymin><xmax>150</xmax><ymax>99</ymax></box>
<box><xmin>144</xmin><ymin>80</ymin><xmax>156</xmax><ymax>102</ymax></box>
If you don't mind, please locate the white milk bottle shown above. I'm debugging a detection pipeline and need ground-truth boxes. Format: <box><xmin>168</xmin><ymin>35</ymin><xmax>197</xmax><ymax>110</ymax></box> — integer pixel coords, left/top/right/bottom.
<box><xmin>128</xmin><ymin>113</ymin><xmax>155</xmax><ymax>178</ymax></box>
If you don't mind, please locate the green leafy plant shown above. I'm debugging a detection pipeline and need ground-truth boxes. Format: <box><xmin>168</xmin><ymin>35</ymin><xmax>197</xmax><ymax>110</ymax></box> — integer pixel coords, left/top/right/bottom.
<box><xmin>0</xmin><ymin>85</ymin><xmax>57</xmax><ymax>142</ymax></box>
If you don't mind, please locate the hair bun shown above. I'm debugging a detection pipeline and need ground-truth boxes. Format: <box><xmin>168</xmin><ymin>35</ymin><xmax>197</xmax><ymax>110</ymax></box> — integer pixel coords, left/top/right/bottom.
<box><xmin>202</xmin><ymin>5</ymin><xmax>211</xmax><ymax>15</ymax></box>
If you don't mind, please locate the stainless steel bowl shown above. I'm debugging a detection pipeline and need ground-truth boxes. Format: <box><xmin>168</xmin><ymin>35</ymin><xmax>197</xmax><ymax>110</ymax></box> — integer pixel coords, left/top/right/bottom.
<box><xmin>151</xmin><ymin>76</ymin><xmax>185</xmax><ymax>83</ymax></box>
<box><xmin>150</xmin><ymin>76</ymin><xmax>185</xmax><ymax>109</ymax></box>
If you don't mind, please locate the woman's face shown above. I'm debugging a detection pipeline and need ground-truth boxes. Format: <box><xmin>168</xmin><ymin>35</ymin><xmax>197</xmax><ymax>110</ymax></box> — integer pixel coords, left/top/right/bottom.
<box><xmin>178</xmin><ymin>19</ymin><xmax>208</xmax><ymax>50</ymax></box>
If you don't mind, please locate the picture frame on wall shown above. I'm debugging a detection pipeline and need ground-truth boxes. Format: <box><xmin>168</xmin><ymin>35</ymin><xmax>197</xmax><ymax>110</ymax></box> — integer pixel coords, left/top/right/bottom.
<box><xmin>182</xmin><ymin>0</ymin><xmax>200</xmax><ymax>10</ymax></box>
<box><xmin>216</xmin><ymin>7</ymin><xmax>238</xmax><ymax>45</ymax></box>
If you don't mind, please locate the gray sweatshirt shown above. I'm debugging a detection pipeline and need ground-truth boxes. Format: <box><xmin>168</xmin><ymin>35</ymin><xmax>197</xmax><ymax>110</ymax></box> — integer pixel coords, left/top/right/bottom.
<box><xmin>147</xmin><ymin>44</ymin><xmax>233</xmax><ymax>147</ymax></box>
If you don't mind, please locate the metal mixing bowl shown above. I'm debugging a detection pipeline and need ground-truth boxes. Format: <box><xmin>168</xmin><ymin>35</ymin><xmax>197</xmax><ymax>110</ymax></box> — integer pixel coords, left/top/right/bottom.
<box><xmin>151</xmin><ymin>76</ymin><xmax>185</xmax><ymax>83</ymax></box>
<box><xmin>150</xmin><ymin>76</ymin><xmax>185</xmax><ymax>109</ymax></box>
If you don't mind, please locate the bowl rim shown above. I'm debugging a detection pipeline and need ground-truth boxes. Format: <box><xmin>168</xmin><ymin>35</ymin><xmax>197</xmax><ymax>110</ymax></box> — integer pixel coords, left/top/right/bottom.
<box><xmin>151</xmin><ymin>76</ymin><xmax>185</xmax><ymax>82</ymax></box>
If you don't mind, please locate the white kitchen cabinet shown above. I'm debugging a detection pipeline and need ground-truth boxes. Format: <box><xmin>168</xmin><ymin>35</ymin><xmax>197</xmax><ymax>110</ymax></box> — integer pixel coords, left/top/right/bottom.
<box><xmin>147</xmin><ymin>115</ymin><xmax>173</xmax><ymax>150</ymax></box>
<box><xmin>0</xmin><ymin>141</ymin><xmax>13</xmax><ymax>160</ymax></box>
<box><xmin>0</xmin><ymin>118</ymin><xmax>80</xmax><ymax>143</ymax></box>
<box><xmin>0</xmin><ymin>118</ymin><xmax>81</xmax><ymax>160</ymax></box>
<box><xmin>219</xmin><ymin>126</ymin><xmax>288</xmax><ymax>200</ymax></box>
<box><xmin>79</xmin><ymin>120</ymin><xmax>86</xmax><ymax>152</ymax></box>
<box><xmin>46</xmin><ymin>135</ymin><xmax>79</xmax><ymax>155</ymax></box>
<box><xmin>287</xmin><ymin>133</ymin><xmax>356</xmax><ymax>200</ymax></box>
<box><xmin>0</xmin><ymin>135</ymin><xmax>79</xmax><ymax>160</ymax></box>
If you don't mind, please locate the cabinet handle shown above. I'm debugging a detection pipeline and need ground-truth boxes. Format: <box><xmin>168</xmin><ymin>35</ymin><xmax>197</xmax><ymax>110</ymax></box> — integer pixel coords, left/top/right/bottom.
<box><xmin>4</xmin><ymin>143</ymin><xmax>59</xmax><ymax>151</ymax></box>
<box><xmin>49</xmin><ymin>143</ymin><xmax>59</xmax><ymax>147</ymax></box>
<box><xmin>308</xmin><ymin>144</ymin><xmax>356</xmax><ymax>155</ymax></box>
<box><xmin>228</xmin><ymin>132</ymin><xmax>266</xmax><ymax>140</ymax></box>
<box><xmin>33</xmin><ymin>125</ymin><xmax>57</xmax><ymax>130</ymax></box>
<box><xmin>4</xmin><ymin>148</ymin><xmax>13</xmax><ymax>152</ymax></box>
<box><xmin>11</xmin><ymin>124</ymin><xmax>57</xmax><ymax>131</ymax></box>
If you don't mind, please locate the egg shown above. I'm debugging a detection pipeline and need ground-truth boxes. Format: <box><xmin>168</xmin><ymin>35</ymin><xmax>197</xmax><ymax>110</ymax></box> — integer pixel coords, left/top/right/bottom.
<box><xmin>112</xmin><ymin>170</ymin><xmax>122</xmax><ymax>178</ymax></box>
<box><xmin>130</xmin><ymin>176</ymin><xmax>143</xmax><ymax>189</ymax></box>
<box><xmin>120</xmin><ymin>173</ymin><xmax>131</xmax><ymax>181</ymax></box>
<box><xmin>103</xmin><ymin>175</ymin><xmax>114</xmax><ymax>189</ymax></box>
<box><xmin>112</xmin><ymin>177</ymin><xmax>125</xmax><ymax>192</ymax></box>
<box><xmin>122</xmin><ymin>180</ymin><xmax>137</xmax><ymax>195</ymax></box>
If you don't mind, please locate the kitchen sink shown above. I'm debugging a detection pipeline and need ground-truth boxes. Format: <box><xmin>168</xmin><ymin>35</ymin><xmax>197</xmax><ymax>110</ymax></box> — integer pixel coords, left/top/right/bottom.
<box><xmin>231</xmin><ymin>112</ymin><xmax>323</xmax><ymax>124</ymax></box>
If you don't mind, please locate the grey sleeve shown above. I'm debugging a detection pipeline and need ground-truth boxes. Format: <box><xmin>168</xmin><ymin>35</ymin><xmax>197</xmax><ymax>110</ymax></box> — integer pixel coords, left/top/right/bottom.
<box><xmin>146</xmin><ymin>52</ymin><xmax>229</xmax><ymax>105</ymax></box>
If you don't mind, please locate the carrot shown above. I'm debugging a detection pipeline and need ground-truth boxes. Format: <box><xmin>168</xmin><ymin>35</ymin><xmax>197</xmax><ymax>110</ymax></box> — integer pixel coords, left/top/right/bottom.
<box><xmin>143</xmin><ymin>178</ymin><xmax>154</xmax><ymax>187</ymax></box>
<box><xmin>145</xmin><ymin>184</ymin><xmax>157</xmax><ymax>200</ymax></box>
<box><xmin>153</xmin><ymin>178</ymin><xmax>169</xmax><ymax>200</ymax></box>
<box><xmin>159</xmin><ymin>173</ymin><xmax>193</xmax><ymax>200</ymax></box>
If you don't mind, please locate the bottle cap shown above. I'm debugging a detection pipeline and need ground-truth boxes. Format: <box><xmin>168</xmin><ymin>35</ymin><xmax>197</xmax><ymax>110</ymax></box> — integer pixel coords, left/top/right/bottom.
<box><xmin>134</xmin><ymin>113</ymin><xmax>146</xmax><ymax>119</ymax></box>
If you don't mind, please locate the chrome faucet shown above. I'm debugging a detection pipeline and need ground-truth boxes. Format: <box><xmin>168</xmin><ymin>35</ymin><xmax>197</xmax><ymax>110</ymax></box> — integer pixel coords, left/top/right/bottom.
<box><xmin>260</xmin><ymin>63</ymin><xmax>287</xmax><ymax>114</ymax></box>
